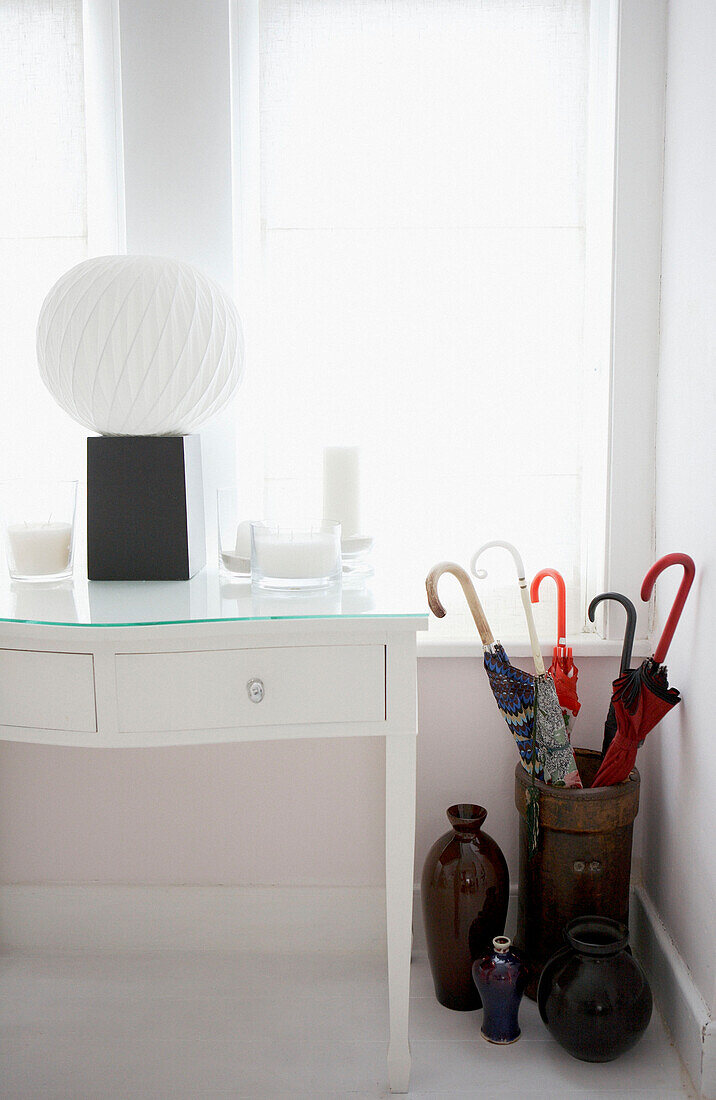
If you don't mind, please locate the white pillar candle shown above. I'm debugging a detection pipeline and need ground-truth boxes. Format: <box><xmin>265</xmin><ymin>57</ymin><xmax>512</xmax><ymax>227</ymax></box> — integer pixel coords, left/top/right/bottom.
<box><xmin>323</xmin><ymin>446</ymin><xmax>361</xmax><ymax>538</ymax></box>
<box><xmin>235</xmin><ymin>520</ymin><xmax>252</xmax><ymax>558</ymax></box>
<box><xmin>7</xmin><ymin>522</ymin><xmax>72</xmax><ymax>576</ymax></box>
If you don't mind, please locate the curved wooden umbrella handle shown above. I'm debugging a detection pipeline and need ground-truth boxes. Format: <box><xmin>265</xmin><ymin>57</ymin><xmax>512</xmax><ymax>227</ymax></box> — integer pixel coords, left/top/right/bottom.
<box><xmin>426</xmin><ymin>562</ymin><xmax>495</xmax><ymax>646</ymax></box>
<box><xmin>641</xmin><ymin>553</ymin><xmax>695</xmax><ymax>664</ymax></box>
<box><xmin>588</xmin><ymin>592</ymin><xmax>637</xmax><ymax>675</ymax></box>
<box><xmin>530</xmin><ymin>568</ymin><xmax>567</xmax><ymax>651</ymax></box>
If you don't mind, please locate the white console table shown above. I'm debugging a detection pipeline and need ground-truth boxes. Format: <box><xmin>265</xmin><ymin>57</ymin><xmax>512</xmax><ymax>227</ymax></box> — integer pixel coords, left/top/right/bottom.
<box><xmin>0</xmin><ymin>570</ymin><xmax>427</xmax><ymax>1094</ymax></box>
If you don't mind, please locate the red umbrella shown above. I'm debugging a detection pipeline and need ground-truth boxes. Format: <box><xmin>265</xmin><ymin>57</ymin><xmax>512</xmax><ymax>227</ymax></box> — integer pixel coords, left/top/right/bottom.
<box><xmin>591</xmin><ymin>554</ymin><xmax>695</xmax><ymax>788</ymax></box>
<box><xmin>530</xmin><ymin>568</ymin><xmax>580</xmax><ymax>740</ymax></box>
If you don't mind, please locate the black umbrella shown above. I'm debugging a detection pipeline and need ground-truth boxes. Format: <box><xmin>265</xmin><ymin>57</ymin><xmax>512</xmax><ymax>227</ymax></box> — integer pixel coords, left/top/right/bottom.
<box><xmin>587</xmin><ymin>591</ymin><xmax>637</xmax><ymax>758</ymax></box>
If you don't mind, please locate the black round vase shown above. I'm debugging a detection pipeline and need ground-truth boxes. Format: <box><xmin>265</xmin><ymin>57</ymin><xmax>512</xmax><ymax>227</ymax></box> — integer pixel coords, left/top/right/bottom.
<box><xmin>421</xmin><ymin>804</ymin><xmax>509</xmax><ymax>1011</ymax></box>
<box><xmin>537</xmin><ymin>916</ymin><xmax>652</xmax><ymax>1062</ymax></box>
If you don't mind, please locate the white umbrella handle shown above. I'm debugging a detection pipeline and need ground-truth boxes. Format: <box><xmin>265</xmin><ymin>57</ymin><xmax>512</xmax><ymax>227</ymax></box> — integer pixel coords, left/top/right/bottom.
<box><xmin>470</xmin><ymin>540</ymin><xmax>545</xmax><ymax>676</ymax></box>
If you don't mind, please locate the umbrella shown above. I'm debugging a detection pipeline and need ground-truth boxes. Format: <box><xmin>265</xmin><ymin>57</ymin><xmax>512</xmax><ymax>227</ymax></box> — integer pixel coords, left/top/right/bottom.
<box><xmin>587</xmin><ymin>592</ymin><xmax>637</xmax><ymax>758</ymax></box>
<box><xmin>591</xmin><ymin>554</ymin><xmax>695</xmax><ymax>789</ymax></box>
<box><xmin>425</xmin><ymin>561</ymin><xmax>545</xmax><ymax>778</ymax></box>
<box><xmin>470</xmin><ymin>541</ymin><xmax>582</xmax><ymax>791</ymax></box>
<box><xmin>530</xmin><ymin>568</ymin><xmax>580</xmax><ymax>740</ymax></box>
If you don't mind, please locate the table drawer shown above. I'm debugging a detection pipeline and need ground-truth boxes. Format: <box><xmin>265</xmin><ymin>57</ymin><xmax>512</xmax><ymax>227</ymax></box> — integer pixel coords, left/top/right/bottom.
<box><xmin>115</xmin><ymin>644</ymin><xmax>386</xmax><ymax>733</ymax></box>
<box><xmin>0</xmin><ymin>649</ymin><xmax>97</xmax><ymax>732</ymax></box>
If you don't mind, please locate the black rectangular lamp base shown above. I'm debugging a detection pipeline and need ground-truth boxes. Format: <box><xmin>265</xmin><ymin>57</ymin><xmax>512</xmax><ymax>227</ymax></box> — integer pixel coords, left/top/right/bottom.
<box><xmin>87</xmin><ymin>435</ymin><xmax>206</xmax><ymax>581</ymax></box>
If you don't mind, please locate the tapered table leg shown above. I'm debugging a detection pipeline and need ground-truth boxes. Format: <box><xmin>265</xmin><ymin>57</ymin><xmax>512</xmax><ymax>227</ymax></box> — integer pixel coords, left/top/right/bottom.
<box><xmin>385</xmin><ymin>732</ymin><xmax>417</xmax><ymax>1093</ymax></box>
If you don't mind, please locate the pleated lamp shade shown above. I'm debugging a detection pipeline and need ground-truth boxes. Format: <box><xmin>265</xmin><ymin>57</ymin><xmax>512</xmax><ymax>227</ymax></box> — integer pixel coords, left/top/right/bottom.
<box><xmin>36</xmin><ymin>255</ymin><xmax>244</xmax><ymax>436</ymax></box>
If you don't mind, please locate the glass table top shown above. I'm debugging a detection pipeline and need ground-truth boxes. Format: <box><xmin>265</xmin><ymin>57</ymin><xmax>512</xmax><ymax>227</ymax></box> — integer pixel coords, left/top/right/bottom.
<box><xmin>0</xmin><ymin>565</ymin><xmax>429</xmax><ymax>627</ymax></box>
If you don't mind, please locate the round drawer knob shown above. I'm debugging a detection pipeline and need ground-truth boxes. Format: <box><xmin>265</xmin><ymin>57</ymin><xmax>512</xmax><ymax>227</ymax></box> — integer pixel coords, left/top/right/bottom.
<box><xmin>247</xmin><ymin>677</ymin><xmax>265</xmax><ymax>703</ymax></box>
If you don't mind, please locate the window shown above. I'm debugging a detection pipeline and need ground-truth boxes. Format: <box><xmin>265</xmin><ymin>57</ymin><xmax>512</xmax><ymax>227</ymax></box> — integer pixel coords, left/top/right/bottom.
<box><xmin>2</xmin><ymin>0</ymin><xmax>663</xmax><ymax>646</ymax></box>
<box><xmin>235</xmin><ymin>0</ymin><xmax>595</xmax><ymax>637</ymax></box>
<box><xmin>0</xmin><ymin>0</ymin><xmax>89</xmax><ymax>485</ymax></box>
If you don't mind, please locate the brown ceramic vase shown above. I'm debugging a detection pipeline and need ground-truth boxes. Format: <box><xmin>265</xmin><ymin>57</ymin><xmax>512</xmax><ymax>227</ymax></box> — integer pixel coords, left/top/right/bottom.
<box><xmin>421</xmin><ymin>804</ymin><xmax>509</xmax><ymax>1010</ymax></box>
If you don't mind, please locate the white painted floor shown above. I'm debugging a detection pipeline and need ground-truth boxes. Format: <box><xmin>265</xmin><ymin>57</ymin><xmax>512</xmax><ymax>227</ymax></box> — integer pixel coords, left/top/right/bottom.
<box><xmin>0</xmin><ymin>948</ymin><xmax>695</xmax><ymax>1099</ymax></box>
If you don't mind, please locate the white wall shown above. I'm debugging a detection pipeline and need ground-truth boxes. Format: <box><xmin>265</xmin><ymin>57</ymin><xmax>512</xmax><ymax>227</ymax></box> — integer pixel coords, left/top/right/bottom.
<box><xmin>641</xmin><ymin>0</ymin><xmax>716</xmax><ymax>1015</ymax></box>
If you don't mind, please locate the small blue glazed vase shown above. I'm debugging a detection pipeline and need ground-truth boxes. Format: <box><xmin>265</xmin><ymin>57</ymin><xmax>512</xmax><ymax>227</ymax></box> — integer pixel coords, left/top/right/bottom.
<box><xmin>472</xmin><ymin>936</ymin><xmax>526</xmax><ymax>1044</ymax></box>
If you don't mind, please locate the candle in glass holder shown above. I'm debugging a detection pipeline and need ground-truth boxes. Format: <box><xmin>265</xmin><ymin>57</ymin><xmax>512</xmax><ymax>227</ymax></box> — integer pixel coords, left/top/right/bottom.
<box><xmin>257</xmin><ymin>534</ymin><xmax>337</xmax><ymax>578</ymax></box>
<box><xmin>7</xmin><ymin>522</ymin><xmax>72</xmax><ymax>577</ymax></box>
<box><xmin>0</xmin><ymin>479</ymin><xmax>77</xmax><ymax>582</ymax></box>
<box><xmin>251</xmin><ymin>522</ymin><xmax>341</xmax><ymax>589</ymax></box>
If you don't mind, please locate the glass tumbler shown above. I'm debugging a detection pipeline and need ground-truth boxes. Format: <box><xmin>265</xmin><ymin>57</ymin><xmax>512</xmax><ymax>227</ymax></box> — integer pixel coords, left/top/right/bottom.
<box><xmin>217</xmin><ymin>487</ymin><xmax>253</xmax><ymax>577</ymax></box>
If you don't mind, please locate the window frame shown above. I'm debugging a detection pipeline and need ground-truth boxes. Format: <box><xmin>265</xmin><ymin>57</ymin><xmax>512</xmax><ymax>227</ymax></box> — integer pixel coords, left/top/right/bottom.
<box><xmin>92</xmin><ymin>0</ymin><xmax>667</xmax><ymax>653</ymax></box>
<box><xmin>580</xmin><ymin>0</ymin><xmax>667</xmax><ymax>648</ymax></box>
<box><xmin>82</xmin><ymin>0</ymin><xmax>125</xmax><ymax>257</ymax></box>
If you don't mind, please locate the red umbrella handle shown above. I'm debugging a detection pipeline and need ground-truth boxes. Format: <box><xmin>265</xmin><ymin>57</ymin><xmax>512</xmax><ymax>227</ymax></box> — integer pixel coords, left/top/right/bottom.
<box><xmin>641</xmin><ymin>553</ymin><xmax>695</xmax><ymax>664</ymax></box>
<box><xmin>530</xmin><ymin>568</ymin><xmax>567</xmax><ymax>653</ymax></box>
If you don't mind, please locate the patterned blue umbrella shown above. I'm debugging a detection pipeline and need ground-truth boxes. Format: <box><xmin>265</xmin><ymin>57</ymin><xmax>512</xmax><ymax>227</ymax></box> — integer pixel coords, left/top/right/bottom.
<box><xmin>483</xmin><ymin>643</ymin><xmax>536</xmax><ymax>772</ymax></box>
<box><xmin>483</xmin><ymin>642</ymin><xmax>579</xmax><ymax>787</ymax></box>
<box><xmin>470</xmin><ymin>541</ymin><xmax>581</xmax><ymax>791</ymax></box>
<box><xmin>426</xmin><ymin>560</ymin><xmax>579</xmax><ymax>787</ymax></box>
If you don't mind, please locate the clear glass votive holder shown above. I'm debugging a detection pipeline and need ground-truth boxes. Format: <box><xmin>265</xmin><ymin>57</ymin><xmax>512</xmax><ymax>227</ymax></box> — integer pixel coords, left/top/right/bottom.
<box><xmin>340</xmin><ymin>533</ymin><xmax>375</xmax><ymax>585</ymax></box>
<box><xmin>217</xmin><ymin>487</ymin><xmax>253</xmax><ymax>577</ymax></box>
<box><xmin>251</xmin><ymin>520</ymin><xmax>342</xmax><ymax>590</ymax></box>
<box><xmin>0</xmin><ymin>479</ymin><xmax>77</xmax><ymax>582</ymax></box>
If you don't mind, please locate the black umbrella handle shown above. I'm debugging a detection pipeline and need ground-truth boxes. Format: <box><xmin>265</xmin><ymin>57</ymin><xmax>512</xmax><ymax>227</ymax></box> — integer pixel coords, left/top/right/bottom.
<box><xmin>588</xmin><ymin>592</ymin><xmax>637</xmax><ymax>675</ymax></box>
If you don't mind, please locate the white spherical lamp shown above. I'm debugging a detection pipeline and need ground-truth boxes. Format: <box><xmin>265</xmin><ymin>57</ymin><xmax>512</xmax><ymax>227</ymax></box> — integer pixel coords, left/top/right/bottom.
<box><xmin>36</xmin><ymin>255</ymin><xmax>244</xmax><ymax>436</ymax></box>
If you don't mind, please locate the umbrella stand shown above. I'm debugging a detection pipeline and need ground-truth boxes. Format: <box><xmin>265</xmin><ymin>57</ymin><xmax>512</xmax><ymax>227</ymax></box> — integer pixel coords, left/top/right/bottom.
<box><xmin>588</xmin><ymin>592</ymin><xmax>637</xmax><ymax>758</ymax></box>
<box><xmin>530</xmin><ymin>568</ymin><xmax>581</xmax><ymax>739</ymax></box>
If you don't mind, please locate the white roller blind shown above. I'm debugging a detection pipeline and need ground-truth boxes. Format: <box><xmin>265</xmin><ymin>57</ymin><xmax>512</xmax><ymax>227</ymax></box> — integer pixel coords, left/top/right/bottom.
<box><xmin>0</xmin><ymin>0</ymin><xmax>88</xmax><ymax>484</ymax></box>
<box><xmin>247</xmin><ymin>0</ymin><xmax>591</xmax><ymax>635</ymax></box>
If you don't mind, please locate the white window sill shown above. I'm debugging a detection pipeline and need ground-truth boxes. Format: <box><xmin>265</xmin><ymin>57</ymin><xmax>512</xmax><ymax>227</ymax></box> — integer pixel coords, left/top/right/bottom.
<box><xmin>417</xmin><ymin>635</ymin><xmax>654</xmax><ymax>659</ymax></box>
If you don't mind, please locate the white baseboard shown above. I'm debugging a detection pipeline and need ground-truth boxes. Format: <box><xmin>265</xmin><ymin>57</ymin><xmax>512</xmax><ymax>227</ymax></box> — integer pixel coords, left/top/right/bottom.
<box><xmin>630</xmin><ymin>883</ymin><xmax>715</xmax><ymax>1099</ymax></box>
<box><xmin>0</xmin><ymin>885</ymin><xmax>386</xmax><ymax>955</ymax></box>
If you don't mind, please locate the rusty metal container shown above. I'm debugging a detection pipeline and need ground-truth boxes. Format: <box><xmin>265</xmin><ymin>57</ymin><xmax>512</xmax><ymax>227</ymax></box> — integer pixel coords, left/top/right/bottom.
<box><xmin>514</xmin><ymin>747</ymin><xmax>640</xmax><ymax>999</ymax></box>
